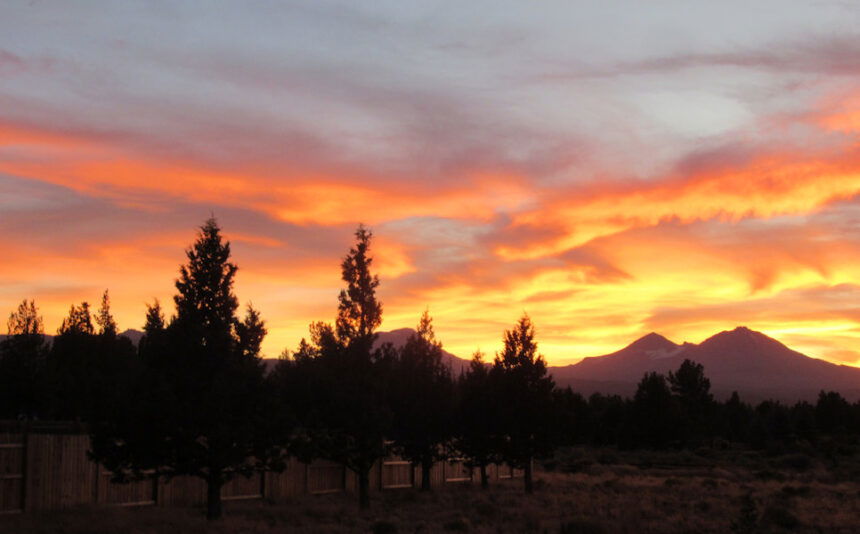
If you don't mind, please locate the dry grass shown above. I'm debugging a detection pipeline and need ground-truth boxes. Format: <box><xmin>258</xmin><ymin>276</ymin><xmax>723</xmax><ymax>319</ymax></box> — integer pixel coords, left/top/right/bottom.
<box><xmin>4</xmin><ymin>448</ymin><xmax>860</xmax><ymax>533</ymax></box>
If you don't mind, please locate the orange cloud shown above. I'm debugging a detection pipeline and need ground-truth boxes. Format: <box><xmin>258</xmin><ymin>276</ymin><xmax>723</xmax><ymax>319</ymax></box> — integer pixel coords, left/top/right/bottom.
<box><xmin>499</xmin><ymin>148</ymin><xmax>860</xmax><ymax>260</ymax></box>
<box><xmin>816</xmin><ymin>91</ymin><xmax>860</xmax><ymax>133</ymax></box>
<box><xmin>0</xmin><ymin>119</ymin><xmax>535</xmax><ymax>228</ymax></box>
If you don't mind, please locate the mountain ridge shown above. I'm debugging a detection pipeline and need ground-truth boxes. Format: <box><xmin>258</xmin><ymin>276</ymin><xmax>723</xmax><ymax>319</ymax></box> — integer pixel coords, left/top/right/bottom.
<box><xmin>9</xmin><ymin>325</ymin><xmax>855</xmax><ymax>402</ymax></box>
<box><xmin>552</xmin><ymin>326</ymin><xmax>860</xmax><ymax>401</ymax></box>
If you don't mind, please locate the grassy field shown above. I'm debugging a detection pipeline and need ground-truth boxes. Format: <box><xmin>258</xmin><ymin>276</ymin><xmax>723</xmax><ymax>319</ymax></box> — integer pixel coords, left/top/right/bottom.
<box><xmin>4</xmin><ymin>447</ymin><xmax>860</xmax><ymax>533</ymax></box>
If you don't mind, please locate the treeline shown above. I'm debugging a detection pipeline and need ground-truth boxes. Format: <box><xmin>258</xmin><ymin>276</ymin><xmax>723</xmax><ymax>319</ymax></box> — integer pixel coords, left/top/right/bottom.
<box><xmin>554</xmin><ymin>363</ymin><xmax>860</xmax><ymax>453</ymax></box>
<box><xmin>0</xmin><ymin>295</ymin><xmax>137</xmax><ymax>422</ymax></box>
<box><xmin>1</xmin><ymin>219</ymin><xmax>859</xmax><ymax>520</ymax></box>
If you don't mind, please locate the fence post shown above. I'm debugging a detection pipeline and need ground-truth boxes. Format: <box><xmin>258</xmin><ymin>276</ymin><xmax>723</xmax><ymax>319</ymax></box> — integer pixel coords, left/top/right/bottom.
<box><xmin>20</xmin><ymin>424</ymin><xmax>28</xmax><ymax>512</ymax></box>
<box><xmin>92</xmin><ymin>457</ymin><xmax>99</xmax><ymax>505</ymax></box>
<box><xmin>304</xmin><ymin>462</ymin><xmax>309</xmax><ymax>495</ymax></box>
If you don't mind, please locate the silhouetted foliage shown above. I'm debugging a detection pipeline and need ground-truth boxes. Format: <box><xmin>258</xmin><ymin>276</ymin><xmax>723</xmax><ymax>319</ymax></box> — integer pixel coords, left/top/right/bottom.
<box><xmin>552</xmin><ymin>387</ymin><xmax>590</xmax><ymax>447</ymax></box>
<box><xmin>96</xmin><ymin>289</ymin><xmax>118</xmax><ymax>338</ymax></box>
<box><xmin>455</xmin><ymin>351</ymin><xmax>502</xmax><ymax>489</ymax></box>
<box><xmin>629</xmin><ymin>372</ymin><xmax>678</xmax><ymax>448</ymax></box>
<box><xmin>138</xmin><ymin>299</ymin><xmax>167</xmax><ymax>364</ymax></box>
<box><xmin>492</xmin><ymin>314</ymin><xmax>556</xmax><ymax>493</ymax></box>
<box><xmin>722</xmin><ymin>391</ymin><xmax>753</xmax><ymax>443</ymax></box>
<box><xmin>0</xmin><ymin>300</ymin><xmax>47</xmax><ymax>418</ymax></box>
<box><xmin>47</xmin><ymin>300</ymin><xmax>135</xmax><ymax>420</ymax></box>
<box><xmin>815</xmin><ymin>390</ymin><xmax>852</xmax><ymax>435</ymax></box>
<box><xmin>272</xmin><ymin>224</ymin><xmax>392</xmax><ymax>509</ymax></box>
<box><xmin>390</xmin><ymin>310</ymin><xmax>455</xmax><ymax>491</ymax></box>
<box><xmin>89</xmin><ymin>218</ymin><xmax>272</xmax><ymax>520</ymax></box>
<box><xmin>668</xmin><ymin>359</ymin><xmax>714</xmax><ymax>444</ymax></box>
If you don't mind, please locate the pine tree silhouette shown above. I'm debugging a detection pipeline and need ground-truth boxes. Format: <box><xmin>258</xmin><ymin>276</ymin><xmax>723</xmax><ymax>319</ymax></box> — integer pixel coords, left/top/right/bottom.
<box><xmin>492</xmin><ymin>314</ymin><xmax>556</xmax><ymax>493</ymax></box>
<box><xmin>90</xmin><ymin>218</ymin><xmax>271</xmax><ymax>520</ymax></box>
<box><xmin>390</xmin><ymin>310</ymin><xmax>455</xmax><ymax>491</ymax></box>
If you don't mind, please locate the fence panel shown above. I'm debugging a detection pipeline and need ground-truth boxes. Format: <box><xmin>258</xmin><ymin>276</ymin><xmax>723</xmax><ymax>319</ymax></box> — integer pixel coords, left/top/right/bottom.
<box><xmin>307</xmin><ymin>460</ymin><xmax>345</xmax><ymax>494</ymax></box>
<box><xmin>223</xmin><ymin>472</ymin><xmax>263</xmax><ymax>501</ymax></box>
<box><xmin>25</xmin><ymin>434</ymin><xmax>94</xmax><ymax>511</ymax></box>
<box><xmin>265</xmin><ymin>457</ymin><xmax>305</xmax><ymax>500</ymax></box>
<box><xmin>0</xmin><ymin>432</ymin><xmax>24</xmax><ymax>513</ymax></box>
<box><xmin>381</xmin><ymin>459</ymin><xmax>412</xmax><ymax>489</ymax></box>
<box><xmin>443</xmin><ymin>459</ymin><xmax>472</xmax><ymax>483</ymax></box>
<box><xmin>497</xmin><ymin>464</ymin><xmax>514</xmax><ymax>479</ymax></box>
<box><xmin>99</xmin><ymin>471</ymin><xmax>157</xmax><ymax>506</ymax></box>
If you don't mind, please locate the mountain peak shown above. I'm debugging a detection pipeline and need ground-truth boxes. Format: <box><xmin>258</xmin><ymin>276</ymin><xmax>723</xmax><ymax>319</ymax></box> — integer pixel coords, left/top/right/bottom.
<box><xmin>704</xmin><ymin>326</ymin><xmax>774</xmax><ymax>347</ymax></box>
<box><xmin>626</xmin><ymin>332</ymin><xmax>677</xmax><ymax>352</ymax></box>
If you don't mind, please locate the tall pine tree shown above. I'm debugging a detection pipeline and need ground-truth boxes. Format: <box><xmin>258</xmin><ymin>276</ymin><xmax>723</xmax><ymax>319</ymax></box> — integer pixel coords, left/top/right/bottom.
<box><xmin>48</xmin><ymin>302</ymin><xmax>97</xmax><ymax>419</ymax></box>
<box><xmin>273</xmin><ymin>224</ymin><xmax>392</xmax><ymax>509</ymax></box>
<box><xmin>455</xmin><ymin>351</ymin><xmax>502</xmax><ymax>489</ymax></box>
<box><xmin>493</xmin><ymin>314</ymin><xmax>556</xmax><ymax>494</ymax></box>
<box><xmin>0</xmin><ymin>300</ymin><xmax>47</xmax><ymax>418</ymax></box>
<box><xmin>390</xmin><ymin>310</ymin><xmax>455</xmax><ymax>491</ymax></box>
<box><xmin>90</xmin><ymin>218</ymin><xmax>270</xmax><ymax>520</ymax></box>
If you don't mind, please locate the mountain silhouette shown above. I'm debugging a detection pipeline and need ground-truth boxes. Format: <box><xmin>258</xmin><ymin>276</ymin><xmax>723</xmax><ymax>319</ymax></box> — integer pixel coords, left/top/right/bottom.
<box><xmin>375</xmin><ymin>328</ymin><xmax>472</xmax><ymax>375</ymax></box>
<box><xmin>260</xmin><ymin>328</ymin><xmax>474</xmax><ymax>376</ymax></box>
<box><xmin>554</xmin><ymin>332</ymin><xmax>686</xmax><ymax>383</ymax></box>
<box><xmin>0</xmin><ymin>328</ymin><xmax>143</xmax><ymax>346</ymax></box>
<box><xmin>553</xmin><ymin>326</ymin><xmax>860</xmax><ymax>401</ymax></box>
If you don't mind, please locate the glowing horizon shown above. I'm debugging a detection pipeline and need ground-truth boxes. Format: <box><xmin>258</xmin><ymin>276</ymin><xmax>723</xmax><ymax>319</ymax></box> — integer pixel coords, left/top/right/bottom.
<box><xmin>3</xmin><ymin>2</ymin><xmax>860</xmax><ymax>366</ymax></box>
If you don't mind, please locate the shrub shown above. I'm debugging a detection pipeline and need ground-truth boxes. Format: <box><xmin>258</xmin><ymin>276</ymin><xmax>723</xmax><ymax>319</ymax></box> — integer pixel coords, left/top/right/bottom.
<box><xmin>443</xmin><ymin>517</ymin><xmax>471</xmax><ymax>531</ymax></box>
<box><xmin>559</xmin><ymin>519</ymin><xmax>607</xmax><ymax>534</ymax></box>
<box><xmin>775</xmin><ymin>454</ymin><xmax>812</xmax><ymax>472</ymax></box>
<box><xmin>762</xmin><ymin>503</ymin><xmax>800</xmax><ymax>530</ymax></box>
<box><xmin>731</xmin><ymin>494</ymin><xmax>758</xmax><ymax>534</ymax></box>
<box><xmin>562</xmin><ymin>459</ymin><xmax>595</xmax><ymax>474</ymax></box>
<box><xmin>596</xmin><ymin>451</ymin><xmax>618</xmax><ymax>465</ymax></box>
<box><xmin>780</xmin><ymin>485</ymin><xmax>811</xmax><ymax>498</ymax></box>
<box><xmin>754</xmin><ymin>469</ymin><xmax>785</xmax><ymax>481</ymax></box>
<box><xmin>371</xmin><ymin>520</ymin><xmax>398</xmax><ymax>534</ymax></box>
<box><xmin>701</xmin><ymin>478</ymin><xmax>718</xmax><ymax>489</ymax></box>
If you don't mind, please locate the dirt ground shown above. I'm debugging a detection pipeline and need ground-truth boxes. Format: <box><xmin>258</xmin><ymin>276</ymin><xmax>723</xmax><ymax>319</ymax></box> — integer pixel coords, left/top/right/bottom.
<box><xmin>4</xmin><ymin>448</ymin><xmax>860</xmax><ymax>533</ymax></box>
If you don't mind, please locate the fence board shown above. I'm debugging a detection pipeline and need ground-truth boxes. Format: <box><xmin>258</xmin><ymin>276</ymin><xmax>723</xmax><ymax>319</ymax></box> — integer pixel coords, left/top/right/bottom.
<box><xmin>381</xmin><ymin>460</ymin><xmax>413</xmax><ymax>489</ymax></box>
<box><xmin>0</xmin><ymin>433</ymin><xmax>24</xmax><ymax>513</ymax></box>
<box><xmin>25</xmin><ymin>434</ymin><xmax>94</xmax><ymax>510</ymax></box>
<box><xmin>307</xmin><ymin>460</ymin><xmax>345</xmax><ymax>494</ymax></box>
<box><xmin>223</xmin><ymin>472</ymin><xmax>263</xmax><ymax>501</ymax></box>
<box><xmin>264</xmin><ymin>457</ymin><xmax>305</xmax><ymax>500</ymax></box>
<box><xmin>99</xmin><ymin>472</ymin><xmax>156</xmax><ymax>506</ymax></box>
<box><xmin>159</xmin><ymin>475</ymin><xmax>206</xmax><ymax>507</ymax></box>
<box><xmin>443</xmin><ymin>459</ymin><xmax>472</xmax><ymax>483</ymax></box>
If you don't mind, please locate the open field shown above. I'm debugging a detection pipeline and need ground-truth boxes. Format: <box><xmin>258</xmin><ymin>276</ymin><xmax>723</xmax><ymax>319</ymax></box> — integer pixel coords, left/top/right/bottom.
<box><xmin>3</xmin><ymin>447</ymin><xmax>860</xmax><ymax>533</ymax></box>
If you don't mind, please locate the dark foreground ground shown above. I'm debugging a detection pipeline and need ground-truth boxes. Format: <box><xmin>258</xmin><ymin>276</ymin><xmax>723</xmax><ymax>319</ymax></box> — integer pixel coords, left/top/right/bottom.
<box><xmin>4</xmin><ymin>447</ymin><xmax>860</xmax><ymax>533</ymax></box>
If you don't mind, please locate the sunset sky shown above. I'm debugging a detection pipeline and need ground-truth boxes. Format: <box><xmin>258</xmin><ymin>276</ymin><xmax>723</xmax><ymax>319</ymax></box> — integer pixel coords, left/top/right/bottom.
<box><xmin>3</xmin><ymin>2</ymin><xmax>860</xmax><ymax>365</ymax></box>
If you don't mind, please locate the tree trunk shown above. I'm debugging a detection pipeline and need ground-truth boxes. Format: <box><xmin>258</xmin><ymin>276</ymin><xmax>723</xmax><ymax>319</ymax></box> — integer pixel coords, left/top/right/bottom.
<box><xmin>420</xmin><ymin>459</ymin><xmax>432</xmax><ymax>491</ymax></box>
<box><xmin>480</xmin><ymin>464</ymin><xmax>488</xmax><ymax>489</ymax></box>
<box><xmin>206</xmin><ymin>470</ymin><xmax>223</xmax><ymax>520</ymax></box>
<box><xmin>524</xmin><ymin>457</ymin><xmax>533</xmax><ymax>494</ymax></box>
<box><xmin>358</xmin><ymin>468</ymin><xmax>371</xmax><ymax>509</ymax></box>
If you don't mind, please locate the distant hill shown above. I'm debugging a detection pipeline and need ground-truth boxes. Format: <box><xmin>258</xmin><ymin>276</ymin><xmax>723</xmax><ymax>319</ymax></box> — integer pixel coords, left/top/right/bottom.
<box><xmin>552</xmin><ymin>327</ymin><xmax>860</xmax><ymax>402</ymax></box>
<box><xmin>0</xmin><ymin>328</ymin><xmax>144</xmax><ymax>346</ymax></box>
<box><xmin>119</xmin><ymin>329</ymin><xmax>144</xmax><ymax>345</ymax></box>
<box><xmin>262</xmin><ymin>328</ymin><xmax>475</xmax><ymax>376</ymax></box>
<box><xmin>375</xmin><ymin>328</ymin><xmax>474</xmax><ymax>376</ymax></box>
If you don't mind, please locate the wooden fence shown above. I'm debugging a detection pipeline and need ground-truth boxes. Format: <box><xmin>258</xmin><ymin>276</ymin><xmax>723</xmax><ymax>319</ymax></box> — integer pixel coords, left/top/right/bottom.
<box><xmin>0</xmin><ymin>424</ymin><xmax>523</xmax><ymax>513</ymax></box>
